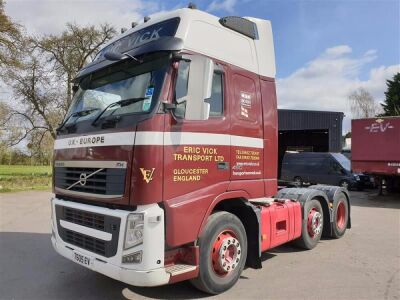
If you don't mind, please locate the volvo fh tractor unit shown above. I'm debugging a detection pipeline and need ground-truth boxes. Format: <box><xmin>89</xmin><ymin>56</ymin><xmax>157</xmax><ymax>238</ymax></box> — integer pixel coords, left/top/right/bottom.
<box><xmin>51</xmin><ymin>6</ymin><xmax>351</xmax><ymax>294</ymax></box>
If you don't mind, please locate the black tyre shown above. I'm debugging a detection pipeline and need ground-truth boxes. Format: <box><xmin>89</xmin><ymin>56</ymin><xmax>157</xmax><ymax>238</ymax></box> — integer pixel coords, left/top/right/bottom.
<box><xmin>294</xmin><ymin>176</ymin><xmax>303</xmax><ymax>187</ymax></box>
<box><xmin>339</xmin><ymin>180</ymin><xmax>350</xmax><ymax>190</ymax></box>
<box><xmin>294</xmin><ymin>199</ymin><xmax>323</xmax><ymax>250</ymax></box>
<box><xmin>331</xmin><ymin>193</ymin><xmax>349</xmax><ymax>238</ymax></box>
<box><xmin>190</xmin><ymin>211</ymin><xmax>247</xmax><ymax>294</ymax></box>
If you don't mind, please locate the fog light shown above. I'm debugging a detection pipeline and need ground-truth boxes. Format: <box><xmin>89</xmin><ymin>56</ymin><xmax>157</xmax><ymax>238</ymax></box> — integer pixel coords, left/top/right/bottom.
<box><xmin>122</xmin><ymin>251</ymin><xmax>142</xmax><ymax>264</ymax></box>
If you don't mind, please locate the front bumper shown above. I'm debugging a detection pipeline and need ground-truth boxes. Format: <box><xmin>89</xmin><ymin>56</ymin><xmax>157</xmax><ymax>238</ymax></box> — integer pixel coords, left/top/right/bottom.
<box><xmin>51</xmin><ymin>197</ymin><xmax>170</xmax><ymax>287</ymax></box>
<box><xmin>51</xmin><ymin>236</ymin><xmax>169</xmax><ymax>286</ymax></box>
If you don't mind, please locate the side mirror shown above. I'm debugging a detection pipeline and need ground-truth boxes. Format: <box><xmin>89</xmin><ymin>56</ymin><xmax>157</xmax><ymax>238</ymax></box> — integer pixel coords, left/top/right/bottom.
<box><xmin>177</xmin><ymin>55</ymin><xmax>214</xmax><ymax>120</ymax></box>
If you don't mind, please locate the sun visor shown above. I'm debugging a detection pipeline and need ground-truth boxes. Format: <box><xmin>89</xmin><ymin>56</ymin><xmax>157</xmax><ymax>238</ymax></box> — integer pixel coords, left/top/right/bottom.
<box><xmin>75</xmin><ymin>36</ymin><xmax>184</xmax><ymax>81</ymax></box>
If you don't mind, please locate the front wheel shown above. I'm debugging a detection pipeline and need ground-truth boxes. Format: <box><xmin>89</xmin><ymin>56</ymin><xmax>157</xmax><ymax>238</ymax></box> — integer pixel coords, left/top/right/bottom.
<box><xmin>191</xmin><ymin>211</ymin><xmax>247</xmax><ymax>294</ymax></box>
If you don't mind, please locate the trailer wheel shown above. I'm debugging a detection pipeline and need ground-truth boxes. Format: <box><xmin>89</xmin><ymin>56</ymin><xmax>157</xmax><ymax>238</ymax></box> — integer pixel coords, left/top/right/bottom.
<box><xmin>295</xmin><ymin>199</ymin><xmax>323</xmax><ymax>250</ymax></box>
<box><xmin>331</xmin><ymin>194</ymin><xmax>349</xmax><ymax>238</ymax></box>
<box><xmin>191</xmin><ymin>211</ymin><xmax>247</xmax><ymax>294</ymax></box>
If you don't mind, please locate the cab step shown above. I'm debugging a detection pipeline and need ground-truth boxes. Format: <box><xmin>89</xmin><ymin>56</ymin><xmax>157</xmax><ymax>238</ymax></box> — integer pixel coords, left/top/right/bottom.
<box><xmin>165</xmin><ymin>264</ymin><xmax>197</xmax><ymax>276</ymax></box>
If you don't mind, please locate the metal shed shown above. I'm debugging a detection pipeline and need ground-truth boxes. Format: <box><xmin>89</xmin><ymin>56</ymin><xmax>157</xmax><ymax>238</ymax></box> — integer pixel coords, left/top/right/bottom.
<box><xmin>278</xmin><ymin>109</ymin><xmax>344</xmax><ymax>152</ymax></box>
<box><xmin>277</xmin><ymin>109</ymin><xmax>344</xmax><ymax>178</ymax></box>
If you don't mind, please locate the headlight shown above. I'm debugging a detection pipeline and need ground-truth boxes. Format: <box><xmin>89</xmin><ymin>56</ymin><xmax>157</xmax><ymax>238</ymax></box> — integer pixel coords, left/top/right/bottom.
<box><xmin>124</xmin><ymin>213</ymin><xmax>144</xmax><ymax>250</ymax></box>
<box><xmin>354</xmin><ymin>175</ymin><xmax>360</xmax><ymax>181</ymax></box>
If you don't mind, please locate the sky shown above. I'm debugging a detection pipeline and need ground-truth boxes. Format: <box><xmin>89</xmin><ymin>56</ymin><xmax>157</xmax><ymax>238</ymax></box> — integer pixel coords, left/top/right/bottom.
<box><xmin>4</xmin><ymin>0</ymin><xmax>400</xmax><ymax>132</ymax></box>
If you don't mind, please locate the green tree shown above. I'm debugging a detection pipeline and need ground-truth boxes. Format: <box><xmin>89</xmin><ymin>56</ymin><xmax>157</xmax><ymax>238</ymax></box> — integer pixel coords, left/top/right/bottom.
<box><xmin>380</xmin><ymin>73</ymin><xmax>400</xmax><ymax>116</ymax></box>
<box><xmin>35</xmin><ymin>23</ymin><xmax>116</xmax><ymax>108</ymax></box>
<box><xmin>2</xmin><ymin>22</ymin><xmax>116</xmax><ymax>149</ymax></box>
<box><xmin>0</xmin><ymin>0</ymin><xmax>21</xmax><ymax>68</ymax></box>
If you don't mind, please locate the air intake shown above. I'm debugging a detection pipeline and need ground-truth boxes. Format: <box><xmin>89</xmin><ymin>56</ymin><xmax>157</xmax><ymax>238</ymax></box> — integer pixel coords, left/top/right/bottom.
<box><xmin>219</xmin><ymin>16</ymin><xmax>258</xmax><ymax>40</ymax></box>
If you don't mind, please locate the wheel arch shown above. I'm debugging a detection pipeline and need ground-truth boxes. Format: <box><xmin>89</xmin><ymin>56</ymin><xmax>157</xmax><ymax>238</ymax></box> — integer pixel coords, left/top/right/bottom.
<box><xmin>198</xmin><ymin>192</ymin><xmax>262</xmax><ymax>270</ymax></box>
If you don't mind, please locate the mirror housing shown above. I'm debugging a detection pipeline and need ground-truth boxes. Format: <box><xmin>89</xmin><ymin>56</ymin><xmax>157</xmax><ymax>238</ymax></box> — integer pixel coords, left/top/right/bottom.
<box><xmin>177</xmin><ymin>55</ymin><xmax>214</xmax><ymax>121</ymax></box>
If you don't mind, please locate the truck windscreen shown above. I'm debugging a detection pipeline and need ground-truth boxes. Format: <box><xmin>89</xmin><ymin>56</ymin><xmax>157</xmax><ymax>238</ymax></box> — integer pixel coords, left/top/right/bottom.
<box><xmin>61</xmin><ymin>54</ymin><xmax>169</xmax><ymax>132</ymax></box>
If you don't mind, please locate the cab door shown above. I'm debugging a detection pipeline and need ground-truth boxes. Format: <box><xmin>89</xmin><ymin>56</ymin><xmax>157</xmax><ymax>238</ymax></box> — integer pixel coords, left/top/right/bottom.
<box><xmin>163</xmin><ymin>59</ymin><xmax>231</xmax><ymax>201</ymax></box>
<box><xmin>228</xmin><ymin>67</ymin><xmax>264</xmax><ymax>198</ymax></box>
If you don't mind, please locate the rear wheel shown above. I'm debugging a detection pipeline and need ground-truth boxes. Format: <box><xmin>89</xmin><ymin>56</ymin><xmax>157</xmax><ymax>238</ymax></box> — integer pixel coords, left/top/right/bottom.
<box><xmin>331</xmin><ymin>194</ymin><xmax>349</xmax><ymax>238</ymax></box>
<box><xmin>294</xmin><ymin>199</ymin><xmax>323</xmax><ymax>250</ymax></box>
<box><xmin>190</xmin><ymin>211</ymin><xmax>247</xmax><ymax>294</ymax></box>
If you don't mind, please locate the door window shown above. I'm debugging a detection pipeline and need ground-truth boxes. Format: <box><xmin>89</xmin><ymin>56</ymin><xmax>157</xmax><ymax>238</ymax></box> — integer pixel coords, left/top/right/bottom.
<box><xmin>174</xmin><ymin>61</ymin><xmax>224</xmax><ymax>118</ymax></box>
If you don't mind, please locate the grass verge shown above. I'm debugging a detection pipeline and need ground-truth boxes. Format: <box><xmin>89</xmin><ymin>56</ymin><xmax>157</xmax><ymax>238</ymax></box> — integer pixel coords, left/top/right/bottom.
<box><xmin>0</xmin><ymin>165</ymin><xmax>52</xmax><ymax>193</ymax></box>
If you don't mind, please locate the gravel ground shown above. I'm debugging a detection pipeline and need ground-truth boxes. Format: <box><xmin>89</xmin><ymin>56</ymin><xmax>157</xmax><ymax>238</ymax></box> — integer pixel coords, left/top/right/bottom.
<box><xmin>0</xmin><ymin>190</ymin><xmax>399</xmax><ymax>300</ymax></box>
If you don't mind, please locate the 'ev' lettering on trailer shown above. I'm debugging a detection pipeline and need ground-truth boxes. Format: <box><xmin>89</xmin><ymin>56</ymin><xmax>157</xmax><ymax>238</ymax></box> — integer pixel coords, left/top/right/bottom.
<box><xmin>364</xmin><ymin>119</ymin><xmax>394</xmax><ymax>133</ymax></box>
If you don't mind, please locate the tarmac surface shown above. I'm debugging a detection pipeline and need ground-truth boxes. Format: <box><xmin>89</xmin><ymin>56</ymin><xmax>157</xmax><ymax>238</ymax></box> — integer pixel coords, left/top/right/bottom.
<box><xmin>0</xmin><ymin>190</ymin><xmax>399</xmax><ymax>300</ymax></box>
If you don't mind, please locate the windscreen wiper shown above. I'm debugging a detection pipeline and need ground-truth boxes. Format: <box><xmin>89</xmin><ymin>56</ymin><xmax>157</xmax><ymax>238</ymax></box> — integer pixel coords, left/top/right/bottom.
<box><xmin>56</xmin><ymin>108</ymin><xmax>100</xmax><ymax>133</ymax></box>
<box><xmin>91</xmin><ymin>97</ymin><xmax>146</xmax><ymax>126</ymax></box>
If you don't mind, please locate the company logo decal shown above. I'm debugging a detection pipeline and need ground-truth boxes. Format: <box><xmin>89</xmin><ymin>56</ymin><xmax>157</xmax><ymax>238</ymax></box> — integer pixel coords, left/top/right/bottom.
<box><xmin>94</xmin><ymin>18</ymin><xmax>179</xmax><ymax>62</ymax></box>
<box><xmin>240</xmin><ymin>91</ymin><xmax>251</xmax><ymax>119</ymax></box>
<box><xmin>67</xmin><ymin>136</ymin><xmax>105</xmax><ymax>147</ymax></box>
<box><xmin>140</xmin><ymin>168</ymin><xmax>155</xmax><ymax>183</ymax></box>
<box><xmin>364</xmin><ymin>119</ymin><xmax>394</xmax><ymax>133</ymax></box>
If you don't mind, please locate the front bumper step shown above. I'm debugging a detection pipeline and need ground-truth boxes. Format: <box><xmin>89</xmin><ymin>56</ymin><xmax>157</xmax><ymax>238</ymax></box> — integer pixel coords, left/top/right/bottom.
<box><xmin>166</xmin><ymin>264</ymin><xmax>197</xmax><ymax>276</ymax></box>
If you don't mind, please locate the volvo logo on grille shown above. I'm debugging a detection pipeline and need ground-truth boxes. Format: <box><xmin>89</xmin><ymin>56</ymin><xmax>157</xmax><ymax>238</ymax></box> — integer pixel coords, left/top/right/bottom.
<box><xmin>66</xmin><ymin>168</ymin><xmax>104</xmax><ymax>190</ymax></box>
<box><xmin>79</xmin><ymin>173</ymin><xmax>87</xmax><ymax>186</ymax></box>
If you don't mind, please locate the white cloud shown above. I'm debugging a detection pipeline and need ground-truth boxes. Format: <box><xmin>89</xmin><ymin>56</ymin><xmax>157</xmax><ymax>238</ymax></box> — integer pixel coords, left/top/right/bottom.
<box><xmin>276</xmin><ymin>45</ymin><xmax>400</xmax><ymax>133</ymax></box>
<box><xmin>325</xmin><ymin>45</ymin><xmax>352</xmax><ymax>57</ymax></box>
<box><xmin>207</xmin><ymin>0</ymin><xmax>236</xmax><ymax>14</ymax></box>
<box><xmin>5</xmin><ymin>0</ymin><xmax>166</xmax><ymax>35</ymax></box>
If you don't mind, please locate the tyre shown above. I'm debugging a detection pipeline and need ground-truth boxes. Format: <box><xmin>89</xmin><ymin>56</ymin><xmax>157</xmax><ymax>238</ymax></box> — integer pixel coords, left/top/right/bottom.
<box><xmin>190</xmin><ymin>211</ymin><xmax>247</xmax><ymax>294</ymax></box>
<box><xmin>294</xmin><ymin>176</ymin><xmax>303</xmax><ymax>187</ymax></box>
<box><xmin>339</xmin><ymin>180</ymin><xmax>350</xmax><ymax>190</ymax></box>
<box><xmin>331</xmin><ymin>193</ymin><xmax>349</xmax><ymax>238</ymax></box>
<box><xmin>294</xmin><ymin>199</ymin><xmax>323</xmax><ymax>250</ymax></box>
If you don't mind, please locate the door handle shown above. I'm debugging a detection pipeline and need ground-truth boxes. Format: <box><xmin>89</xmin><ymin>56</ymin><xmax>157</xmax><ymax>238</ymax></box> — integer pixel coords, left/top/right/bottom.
<box><xmin>217</xmin><ymin>162</ymin><xmax>229</xmax><ymax>170</ymax></box>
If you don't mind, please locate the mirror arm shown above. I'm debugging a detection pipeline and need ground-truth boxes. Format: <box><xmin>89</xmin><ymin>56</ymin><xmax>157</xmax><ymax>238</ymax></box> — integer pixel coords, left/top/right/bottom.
<box><xmin>162</xmin><ymin>101</ymin><xmax>177</xmax><ymax>112</ymax></box>
<box><xmin>172</xmin><ymin>53</ymin><xmax>191</xmax><ymax>62</ymax></box>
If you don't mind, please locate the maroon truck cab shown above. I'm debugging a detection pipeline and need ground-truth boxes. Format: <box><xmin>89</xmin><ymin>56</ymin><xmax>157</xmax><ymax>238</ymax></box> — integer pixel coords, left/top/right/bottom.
<box><xmin>50</xmin><ymin>7</ymin><xmax>351</xmax><ymax>294</ymax></box>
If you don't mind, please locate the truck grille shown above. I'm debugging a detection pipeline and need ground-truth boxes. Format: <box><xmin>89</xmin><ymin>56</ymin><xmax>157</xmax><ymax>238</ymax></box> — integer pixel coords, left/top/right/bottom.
<box><xmin>54</xmin><ymin>167</ymin><xmax>126</xmax><ymax>197</ymax></box>
<box><xmin>64</xmin><ymin>207</ymin><xmax>105</xmax><ymax>231</ymax></box>
<box><xmin>55</xmin><ymin>205</ymin><xmax>120</xmax><ymax>257</ymax></box>
<box><xmin>65</xmin><ymin>230</ymin><xmax>106</xmax><ymax>256</ymax></box>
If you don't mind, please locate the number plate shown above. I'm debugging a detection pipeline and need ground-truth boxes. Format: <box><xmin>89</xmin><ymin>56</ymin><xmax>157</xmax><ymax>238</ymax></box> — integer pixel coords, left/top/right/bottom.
<box><xmin>73</xmin><ymin>251</ymin><xmax>93</xmax><ymax>267</ymax></box>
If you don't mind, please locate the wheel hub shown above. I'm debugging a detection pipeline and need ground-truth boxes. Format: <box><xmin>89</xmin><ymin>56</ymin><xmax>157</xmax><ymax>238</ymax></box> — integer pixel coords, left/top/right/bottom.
<box><xmin>307</xmin><ymin>209</ymin><xmax>322</xmax><ymax>238</ymax></box>
<box><xmin>212</xmin><ymin>231</ymin><xmax>241</xmax><ymax>276</ymax></box>
<box><xmin>336</xmin><ymin>201</ymin><xmax>346</xmax><ymax>230</ymax></box>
